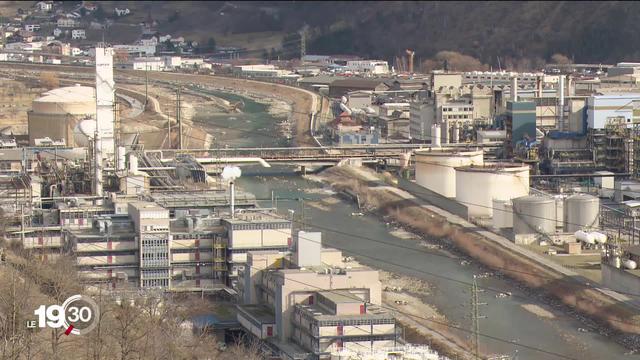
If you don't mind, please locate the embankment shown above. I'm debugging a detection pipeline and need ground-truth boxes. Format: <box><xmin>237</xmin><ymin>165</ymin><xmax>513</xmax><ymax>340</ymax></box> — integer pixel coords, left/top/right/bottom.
<box><xmin>321</xmin><ymin>165</ymin><xmax>640</xmax><ymax>337</ymax></box>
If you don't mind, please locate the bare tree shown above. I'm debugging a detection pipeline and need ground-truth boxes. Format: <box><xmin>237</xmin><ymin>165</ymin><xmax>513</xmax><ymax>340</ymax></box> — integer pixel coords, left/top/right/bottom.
<box><xmin>551</xmin><ymin>53</ymin><xmax>572</xmax><ymax>65</ymax></box>
<box><xmin>40</xmin><ymin>72</ymin><xmax>59</xmax><ymax>90</ymax></box>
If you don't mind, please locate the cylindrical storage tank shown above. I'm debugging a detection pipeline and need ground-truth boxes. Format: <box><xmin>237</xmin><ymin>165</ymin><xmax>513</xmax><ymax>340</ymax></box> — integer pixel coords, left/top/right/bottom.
<box><xmin>512</xmin><ymin>195</ymin><xmax>556</xmax><ymax>235</ymax></box>
<box><xmin>443</xmin><ymin>120</ymin><xmax>450</xmax><ymax>143</ymax></box>
<box><xmin>456</xmin><ymin>163</ymin><xmax>529</xmax><ymax>217</ymax></box>
<box><xmin>117</xmin><ymin>146</ymin><xmax>126</xmax><ymax>172</ymax></box>
<box><xmin>72</xmin><ymin>119</ymin><xmax>97</xmax><ymax>147</ymax></box>
<box><xmin>492</xmin><ymin>199</ymin><xmax>513</xmax><ymax>229</ymax></box>
<box><xmin>431</xmin><ymin>124</ymin><xmax>441</xmax><ymax>147</ymax></box>
<box><xmin>414</xmin><ymin>148</ymin><xmax>483</xmax><ymax>198</ymax></box>
<box><xmin>565</xmin><ymin>194</ymin><xmax>599</xmax><ymax>232</ymax></box>
<box><xmin>575</xmin><ymin>230</ymin><xmax>595</xmax><ymax>244</ymax></box>
<box><xmin>128</xmin><ymin>153</ymin><xmax>138</xmax><ymax>173</ymax></box>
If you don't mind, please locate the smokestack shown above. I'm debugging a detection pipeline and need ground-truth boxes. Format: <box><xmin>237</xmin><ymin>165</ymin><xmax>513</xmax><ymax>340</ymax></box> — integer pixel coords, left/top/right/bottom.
<box><xmin>431</xmin><ymin>123</ymin><xmax>441</xmax><ymax>147</ymax></box>
<box><xmin>558</xmin><ymin>75</ymin><xmax>565</xmax><ymax>131</ymax></box>
<box><xmin>230</xmin><ymin>181</ymin><xmax>235</xmax><ymax>218</ymax></box>
<box><xmin>95</xmin><ymin>47</ymin><xmax>115</xmax><ymax>157</ymax></box>
<box><xmin>93</xmin><ymin>130</ymin><xmax>103</xmax><ymax>205</ymax></box>
<box><xmin>536</xmin><ymin>76</ymin><xmax>543</xmax><ymax>98</ymax></box>
<box><xmin>511</xmin><ymin>77</ymin><xmax>518</xmax><ymax>102</ymax></box>
<box><xmin>221</xmin><ymin>166</ymin><xmax>242</xmax><ymax>219</ymax></box>
<box><xmin>566</xmin><ymin>75</ymin><xmax>573</xmax><ymax>97</ymax></box>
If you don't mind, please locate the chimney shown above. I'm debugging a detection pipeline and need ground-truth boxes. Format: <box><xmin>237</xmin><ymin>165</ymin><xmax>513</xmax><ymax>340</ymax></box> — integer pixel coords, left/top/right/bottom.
<box><xmin>510</xmin><ymin>76</ymin><xmax>518</xmax><ymax>102</ymax></box>
<box><xmin>558</xmin><ymin>75</ymin><xmax>565</xmax><ymax>130</ymax></box>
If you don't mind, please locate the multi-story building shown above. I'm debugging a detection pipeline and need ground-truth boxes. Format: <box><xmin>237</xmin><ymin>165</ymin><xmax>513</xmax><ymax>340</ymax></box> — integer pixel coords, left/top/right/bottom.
<box><xmin>65</xmin><ymin>201</ymin><xmax>231</xmax><ymax>290</ymax></box>
<box><xmin>222</xmin><ymin>211</ymin><xmax>292</xmax><ymax>287</ymax></box>
<box><xmin>128</xmin><ymin>201</ymin><xmax>172</xmax><ymax>289</ymax></box>
<box><xmin>237</xmin><ymin>231</ymin><xmax>394</xmax><ymax>359</ymax></box>
<box><xmin>57</xmin><ymin>18</ymin><xmax>77</xmax><ymax>28</ymax></box>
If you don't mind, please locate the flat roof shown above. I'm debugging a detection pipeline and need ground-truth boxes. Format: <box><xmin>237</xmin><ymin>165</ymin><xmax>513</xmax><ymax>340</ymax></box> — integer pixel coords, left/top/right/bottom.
<box><xmin>237</xmin><ymin>304</ymin><xmax>275</xmax><ymax>325</ymax></box>
<box><xmin>296</xmin><ymin>302</ymin><xmax>392</xmax><ymax>321</ymax></box>
<box><xmin>318</xmin><ymin>290</ymin><xmax>363</xmax><ymax>304</ymax></box>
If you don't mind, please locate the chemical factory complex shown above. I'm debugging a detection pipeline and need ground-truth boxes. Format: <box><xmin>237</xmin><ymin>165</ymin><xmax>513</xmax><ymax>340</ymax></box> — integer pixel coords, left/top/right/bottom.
<box><xmin>3</xmin><ymin>3</ymin><xmax>640</xmax><ymax>360</ymax></box>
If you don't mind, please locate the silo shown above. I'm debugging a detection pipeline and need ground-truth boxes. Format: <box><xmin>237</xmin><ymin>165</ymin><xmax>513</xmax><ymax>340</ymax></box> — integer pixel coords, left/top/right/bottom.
<box><xmin>414</xmin><ymin>148</ymin><xmax>483</xmax><ymax>198</ymax></box>
<box><xmin>565</xmin><ymin>194</ymin><xmax>599</xmax><ymax>232</ymax></box>
<box><xmin>492</xmin><ymin>199</ymin><xmax>513</xmax><ymax>229</ymax></box>
<box><xmin>455</xmin><ymin>163</ymin><xmax>530</xmax><ymax>217</ymax></box>
<box><xmin>512</xmin><ymin>195</ymin><xmax>556</xmax><ymax>235</ymax></box>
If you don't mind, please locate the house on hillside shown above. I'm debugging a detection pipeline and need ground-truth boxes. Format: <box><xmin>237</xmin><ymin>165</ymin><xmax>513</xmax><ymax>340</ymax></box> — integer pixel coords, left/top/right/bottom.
<box><xmin>24</xmin><ymin>24</ymin><xmax>40</xmax><ymax>32</ymax></box>
<box><xmin>71</xmin><ymin>29</ymin><xmax>85</xmax><ymax>40</ymax></box>
<box><xmin>114</xmin><ymin>8</ymin><xmax>130</xmax><ymax>17</ymax></box>
<box><xmin>36</xmin><ymin>1</ymin><xmax>53</xmax><ymax>12</ymax></box>
<box><xmin>57</xmin><ymin>18</ymin><xmax>77</xmax><ymax>28</ymax></box>
<box><xmin>140</xmin><ymin>34</ymin><xmax>158</xmax><ymax>47</ymax></box>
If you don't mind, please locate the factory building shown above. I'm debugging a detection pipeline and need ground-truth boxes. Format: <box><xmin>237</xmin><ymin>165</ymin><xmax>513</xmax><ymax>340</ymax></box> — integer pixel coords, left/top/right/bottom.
<box><xmin>64</xmin><ymin>201</ymin><xmax>290</xmax><ymax>290</ymax></box>
<box><xmin>27</xmin><ymin>85</ymin><xmax>96</xmax><ymax>146</ymax></box>
<box><xmin>505</xmin><ymin>101</ymin><xmax>537</xmax><ymax>156</ymax></box>
<box><xmin>586</xmin><ymin>93</ymin><xmax>640</xmax><ymax>129</ymax></box>
<box><xmin>237</xmin><ymin>232</ymin><xmax>393</xmax><ymax>359</ymax></box>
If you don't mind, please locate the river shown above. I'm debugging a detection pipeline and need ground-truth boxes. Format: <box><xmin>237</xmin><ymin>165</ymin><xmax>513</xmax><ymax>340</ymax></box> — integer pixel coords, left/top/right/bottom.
<box><xmin>197</xmin><ymin>90</ymin><xmax>635</xmax><ymax>359</ymax></box>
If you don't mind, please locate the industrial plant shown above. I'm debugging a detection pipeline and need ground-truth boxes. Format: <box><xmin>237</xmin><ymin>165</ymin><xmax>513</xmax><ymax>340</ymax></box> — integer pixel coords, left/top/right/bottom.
<box><xmin>3</xmin><ymin>2</ymin><xmax>640</xmax><ymax>359</ymax></box>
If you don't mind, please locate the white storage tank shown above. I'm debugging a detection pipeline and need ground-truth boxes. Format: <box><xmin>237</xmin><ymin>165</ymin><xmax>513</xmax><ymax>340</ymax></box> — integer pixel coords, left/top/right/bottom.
<box><xmin>512</xmin><ymin>195</ymin><xmax>556</xmax><ymax>235</ymax></box>
<box><xmin>492</xmin><ymin>199</ymin><xmax>513</xmax><ymax>229</ymax></box>
<box><xmin>565</xmin><ymin>194</ymin><xmax>599</xmax><ymax>232</ymax></box>
<box><xmin>414</xmin><ymin>148</ymin><xmax>483</xmax><ymax>198</ymax></box>
<box><xmin>455</xmin><ymin>163</ymin><xmax>530</xmax><ymax>217</ymax></box>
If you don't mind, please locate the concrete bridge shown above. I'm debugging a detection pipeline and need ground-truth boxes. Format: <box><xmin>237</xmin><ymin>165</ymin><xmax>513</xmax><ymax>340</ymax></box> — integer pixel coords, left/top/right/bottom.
<box><xmin>143</xmin><ymin>142</ymin><xmax>503</xmax><ymax>170</ymax></box>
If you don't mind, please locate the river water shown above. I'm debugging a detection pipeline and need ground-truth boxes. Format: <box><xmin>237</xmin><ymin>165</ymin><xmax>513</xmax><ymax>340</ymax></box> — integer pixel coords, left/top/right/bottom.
<box><xmin>198</xmin><ymin>90</ymin><xmax>634</xmax><ymax>359</ymax></box>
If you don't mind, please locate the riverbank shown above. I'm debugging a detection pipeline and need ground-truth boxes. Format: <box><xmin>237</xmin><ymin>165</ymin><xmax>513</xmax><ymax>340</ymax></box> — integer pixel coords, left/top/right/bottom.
<box><xmin>315</xmin><ymin>164</ymin><xmax>640</xmax><ymax>353</ymax></box>
<box><xmin>126</xmin><ymin>72</ymin><xmax>317</xmax><ymax>147</ymax></box>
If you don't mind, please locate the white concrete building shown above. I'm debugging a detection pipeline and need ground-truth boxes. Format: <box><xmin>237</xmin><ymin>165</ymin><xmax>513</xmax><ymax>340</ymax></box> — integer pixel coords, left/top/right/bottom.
<box><xmin>24</xmin><ymin>24</ymin><xmax>40</xmax><ymax>32</ymax></box>
<box><xmin>410</xmin><ymin>100</ymin><xmax>435</xmax><ymax>142</ymax></box>
<box><xmin>237</xmin><ymin>232</ymin><xmax>392</xmax><ymax>359</ymax></box>
<box><xmin>71</xmin><ymin>29</ymin><xmax>86</xmax><ymax>40</ymax></box>
<box><xmin>163</xmin><ymin>55</ymin><xmax>182</xmax><ymax>70</ymax></box>
<box><xmin>345</xmin><ymin>60</ymin><xmax>390</xmax><ymax>75</ymax></box>
<box><xmin>113</xmin><ymin>44</ymin><xmax>156</xmax><ymax>57</ymax></box>
<box><xmin>57</xmin><ymin>18</ymin><xmax>77</xmax><ymax>28</ymax></box>
<box><xmin>132</xmin><ymin>57</ymin><xmax>165</xmax><ymax>71</ymax></box>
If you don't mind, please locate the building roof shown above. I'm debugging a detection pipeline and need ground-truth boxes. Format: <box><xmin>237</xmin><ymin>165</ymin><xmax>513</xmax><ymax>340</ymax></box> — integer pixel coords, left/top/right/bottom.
<box><xmin>296</xmin><ymin>302</ymin><xmax>392</xmax><ymax>321</ymax></box>
<box><xmin>330</xmin><ymin>78</ymin><xmax>388</xmax><ymax>88</ymax></box>
<box><xmin>298</xmin><ymin>75</ymin><xmax>339</xmax><ymax>85</ymax></box>
<box><xmin>36</xmin><ymin>85</ymin><xmax>95</xmax><ymax>103</ymax></box>
<box><xmin>236</xmin><ymin>304</ymin><xmax>275</xmax><ymax>325</ymax></box>
<box><xmin>318</xmin><ymin>289</ymin><xmax>363</xmax><ymax>304</ymax></box>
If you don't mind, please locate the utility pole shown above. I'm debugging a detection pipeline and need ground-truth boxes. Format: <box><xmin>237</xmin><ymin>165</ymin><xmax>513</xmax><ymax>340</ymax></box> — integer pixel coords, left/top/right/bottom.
<box><xmin>176</xmin><ymin>86</ymin><xmax>182</xmax><ymax>150</ymax></box>
<box><xmin>471</xmin><ymin>275</ymin><xmax>486</xmax><ymax>360</ymax></box>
